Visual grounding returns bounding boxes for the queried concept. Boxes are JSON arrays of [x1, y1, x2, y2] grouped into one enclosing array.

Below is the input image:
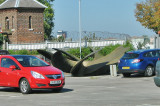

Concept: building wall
[[0, 9, 18, 43], [17, 8, 44, 44], [0, 8, 44, 44]]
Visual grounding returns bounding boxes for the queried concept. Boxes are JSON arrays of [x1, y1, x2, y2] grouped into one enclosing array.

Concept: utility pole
[[79, 0, 82, 59]]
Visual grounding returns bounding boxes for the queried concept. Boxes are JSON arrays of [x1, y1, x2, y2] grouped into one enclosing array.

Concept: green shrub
[[99, 44, 121, 56], [66, 42, 133, 60], [8, 50, 39, 55], [123, 40, 135, 51], [67, 47, 93, 59]]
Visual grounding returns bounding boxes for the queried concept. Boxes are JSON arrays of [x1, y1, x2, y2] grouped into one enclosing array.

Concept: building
[[57, 30, 67, 39], [0, 0, 47, 44], [131, 36, 154, 50]]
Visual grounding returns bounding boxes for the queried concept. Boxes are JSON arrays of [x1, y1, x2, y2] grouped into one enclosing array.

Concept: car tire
[[19, 78, 32, 94], [122, 73, 131, 77], [52, 87, 63, 93], [144, 66, 153, 77]]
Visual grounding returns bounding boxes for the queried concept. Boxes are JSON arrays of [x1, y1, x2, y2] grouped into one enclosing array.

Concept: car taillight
[[132, 59, 143, 63]]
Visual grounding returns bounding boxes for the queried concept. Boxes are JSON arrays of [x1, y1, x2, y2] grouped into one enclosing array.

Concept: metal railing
[[7, 40, 125, 50]]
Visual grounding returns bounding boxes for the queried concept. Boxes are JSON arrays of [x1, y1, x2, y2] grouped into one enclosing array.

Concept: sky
[[53, 0, 156, 36]]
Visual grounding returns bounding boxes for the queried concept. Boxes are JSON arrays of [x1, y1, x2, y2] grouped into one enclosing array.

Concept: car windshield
[[122, 53, 139, 59], [13, 55, 50, 67]]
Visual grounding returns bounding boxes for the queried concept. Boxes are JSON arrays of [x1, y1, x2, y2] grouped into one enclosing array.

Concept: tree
[[0, 0, 5, 4], [0, 0, 54, 39], [0, 34, 3, 48], [123, 40, 135, 51], [137, 42, 143, 50], [57, 36, 65, 42], [142, 35, 150, 46], [37, 0, 54, 39], [135, 0, 160, 33]]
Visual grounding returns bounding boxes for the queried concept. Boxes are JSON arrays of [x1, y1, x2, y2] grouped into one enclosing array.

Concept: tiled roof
[[0, 0, 47, 9]]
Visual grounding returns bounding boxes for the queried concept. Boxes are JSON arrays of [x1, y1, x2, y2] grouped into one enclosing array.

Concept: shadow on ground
[[0, 87, 73, 94], [32, 88, 73, 94], [122, 73, 155, 78], [0, 87, 20, 93]]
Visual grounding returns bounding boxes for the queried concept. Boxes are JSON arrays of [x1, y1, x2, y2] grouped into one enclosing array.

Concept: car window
[[122, 53, 139, 59], [143, 51, 158, 57], [13, 56, 49, 67], [1, 58, 19, 68], [151, 51, 158, 57], [157, 50, 160, 56]]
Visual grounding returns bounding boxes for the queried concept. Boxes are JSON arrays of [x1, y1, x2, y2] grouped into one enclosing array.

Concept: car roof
[[0, 55, 34, 58], [127, 49, 160, 54], [10, 55, 33, 57]]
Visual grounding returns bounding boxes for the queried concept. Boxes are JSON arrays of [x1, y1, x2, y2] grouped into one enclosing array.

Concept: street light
[[79, 0, 82, 59]]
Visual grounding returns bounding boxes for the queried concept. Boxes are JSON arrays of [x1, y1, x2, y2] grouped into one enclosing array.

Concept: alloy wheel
[[145, 66, 153, 77], [20, 78, 32, 94]]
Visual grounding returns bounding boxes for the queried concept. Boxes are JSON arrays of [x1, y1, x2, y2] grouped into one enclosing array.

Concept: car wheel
[[52, 87, 63, 93], [145, 66, 153, 77], [19, 78, 32, 94], [122, 73, 131, 77]]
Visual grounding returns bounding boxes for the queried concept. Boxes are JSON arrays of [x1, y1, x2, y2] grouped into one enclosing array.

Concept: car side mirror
[[9, 65, 16, 70]]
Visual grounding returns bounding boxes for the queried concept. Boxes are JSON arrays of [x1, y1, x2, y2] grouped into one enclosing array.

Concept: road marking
[[137, 104, 160, 106], [0, 95, 22, 98], [106, 87, 116, 89]]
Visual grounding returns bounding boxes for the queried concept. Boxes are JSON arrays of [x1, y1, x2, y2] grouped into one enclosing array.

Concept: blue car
[[118, 49, 160, 77]]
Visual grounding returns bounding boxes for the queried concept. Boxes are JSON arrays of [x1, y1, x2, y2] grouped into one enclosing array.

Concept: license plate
[[122, 67, 130, 69], [50, 80, 61, 84]]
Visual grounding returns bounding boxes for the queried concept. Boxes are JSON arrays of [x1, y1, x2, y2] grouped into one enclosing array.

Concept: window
[[5, 17, 9, 30], [12, 16, 14, 29], [1, 58, 19, 68], [122, 53, 139, 59], [157, 50, 160, 56], [143, 52, 152, 57], [143, 51, 158, 57], [13, 55, 49, 67], [29, 16, 32, 29], [151, 51, 158, 57]]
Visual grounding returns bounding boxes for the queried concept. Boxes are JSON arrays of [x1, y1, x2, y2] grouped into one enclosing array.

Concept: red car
[[0, 55, 65, 94]]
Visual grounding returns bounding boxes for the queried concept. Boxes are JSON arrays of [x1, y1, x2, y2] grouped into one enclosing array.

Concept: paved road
[[0, 74, 160, 106]]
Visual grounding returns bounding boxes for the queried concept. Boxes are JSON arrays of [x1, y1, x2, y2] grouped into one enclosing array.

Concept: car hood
[[25, 66, 62, 75]]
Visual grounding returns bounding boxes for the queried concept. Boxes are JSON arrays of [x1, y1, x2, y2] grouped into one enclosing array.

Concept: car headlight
[[31, 71, 45, 79], [61, 70, 65, 78]]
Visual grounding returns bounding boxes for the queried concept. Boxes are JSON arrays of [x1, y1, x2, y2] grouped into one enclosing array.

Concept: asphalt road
[[0, 74, 160, 106]]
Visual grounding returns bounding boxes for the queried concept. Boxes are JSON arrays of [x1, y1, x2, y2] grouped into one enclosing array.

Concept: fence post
[[6, 42, 8, 50], [45, 40, 48, 49], [110, 65, 117, 77], [85, 39, 87, 47]]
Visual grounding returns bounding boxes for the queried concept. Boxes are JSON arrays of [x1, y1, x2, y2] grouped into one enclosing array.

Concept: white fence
[[7, 40, 125, 50]]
